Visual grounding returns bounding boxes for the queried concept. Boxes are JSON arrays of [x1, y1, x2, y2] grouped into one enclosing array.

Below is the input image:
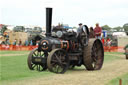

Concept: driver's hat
[[79, 23, 82, 25]]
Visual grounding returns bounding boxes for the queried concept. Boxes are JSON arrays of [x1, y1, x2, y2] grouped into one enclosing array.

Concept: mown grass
[[0, 51, 125, 84], [106, 73, 128, 85], [105, 52, 128, 85], [105, 52, 124, 55], [104, 52, 124, 63], [0, 51, 54, 83], [0, 54, 1, 81], [0, 51, 29, 55]]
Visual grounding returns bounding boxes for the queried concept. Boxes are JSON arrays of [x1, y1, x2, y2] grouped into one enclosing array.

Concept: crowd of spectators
[[0, 38, 39, 50]]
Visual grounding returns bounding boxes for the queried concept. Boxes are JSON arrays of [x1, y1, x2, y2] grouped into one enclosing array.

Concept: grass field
[[105, 52, 128, 85], [0, 51, 128, 85], [0, 51, 54, 82], [107, 73, 128, 85]]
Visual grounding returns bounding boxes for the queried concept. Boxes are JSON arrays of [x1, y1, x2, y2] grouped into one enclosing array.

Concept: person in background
[[5, 39, 10, 50], [30, 40, 33, 46], [94, 23, 102, 40], [25, 40, 29, 46], [89, 27, 95, 38], [101, 36, 105, 46], [13, 39, 17, 45], [13, 39, 17, 50], [36, 41, 39, 46], [19, 39, 22, 46], [18, 39, 22, 50], [106, 37, 112, 52], [5, 39, 10, 45]]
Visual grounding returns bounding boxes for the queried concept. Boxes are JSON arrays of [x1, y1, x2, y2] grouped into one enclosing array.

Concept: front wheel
[[27, 48, 47, 71]]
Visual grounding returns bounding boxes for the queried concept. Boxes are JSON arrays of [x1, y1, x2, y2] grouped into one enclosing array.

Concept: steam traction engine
[[27, 8, 104, 73]]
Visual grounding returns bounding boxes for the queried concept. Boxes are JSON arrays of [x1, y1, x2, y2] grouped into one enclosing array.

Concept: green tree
[[113, 26, 123, 31], [101, 25, 112, 31], [123, 23, 128, 32], [13, 26, 25, 32], [123, 23, 128, 35], [1, 25, 7, 35]]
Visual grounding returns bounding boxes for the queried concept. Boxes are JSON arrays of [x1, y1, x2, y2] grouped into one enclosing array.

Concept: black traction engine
[[27, 8, 104, 74]]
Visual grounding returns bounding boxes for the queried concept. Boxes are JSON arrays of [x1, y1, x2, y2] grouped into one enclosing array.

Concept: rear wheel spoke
[[47, 49, 69, 74]]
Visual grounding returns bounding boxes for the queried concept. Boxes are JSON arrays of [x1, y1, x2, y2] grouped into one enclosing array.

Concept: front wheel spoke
[[39, 52, 41, 57], [37, 65, 39, 70], [41, 54, 45, 57], [33, 52, 37, 57], [36, 65, 38, 70], [39, 65, 41, 71], [37, 65, 40, 71], [32, 64, 36, 69], [37, 52, 39, 57]]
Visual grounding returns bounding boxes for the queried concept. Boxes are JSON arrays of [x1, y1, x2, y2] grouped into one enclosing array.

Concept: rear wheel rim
[[91, 40, 104, 70], [84, 39, 104, 70], [126, 55, 128, 59]]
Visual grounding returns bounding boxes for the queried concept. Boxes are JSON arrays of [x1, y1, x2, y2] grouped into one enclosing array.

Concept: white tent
[[113, 32, 127, 37]]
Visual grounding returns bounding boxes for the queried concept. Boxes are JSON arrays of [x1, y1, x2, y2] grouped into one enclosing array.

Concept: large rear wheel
[[83, 39, 104, 70], [126, 55, 128, 59]]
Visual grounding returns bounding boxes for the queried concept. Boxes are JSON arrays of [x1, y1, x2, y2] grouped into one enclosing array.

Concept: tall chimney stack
[[46, 8, 52, 37]]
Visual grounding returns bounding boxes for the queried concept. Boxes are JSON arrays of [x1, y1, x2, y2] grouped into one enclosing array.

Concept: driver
[[77, 23, 88, 46], [77, 23, 83, 36], [77, 23, 87, 36]]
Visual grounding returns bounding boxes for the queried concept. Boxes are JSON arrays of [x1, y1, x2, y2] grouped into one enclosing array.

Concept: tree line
[[102, 23, 128, 32]]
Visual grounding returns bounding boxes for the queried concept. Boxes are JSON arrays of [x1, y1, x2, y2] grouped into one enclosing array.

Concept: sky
[[0, 0, 128, 28]]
